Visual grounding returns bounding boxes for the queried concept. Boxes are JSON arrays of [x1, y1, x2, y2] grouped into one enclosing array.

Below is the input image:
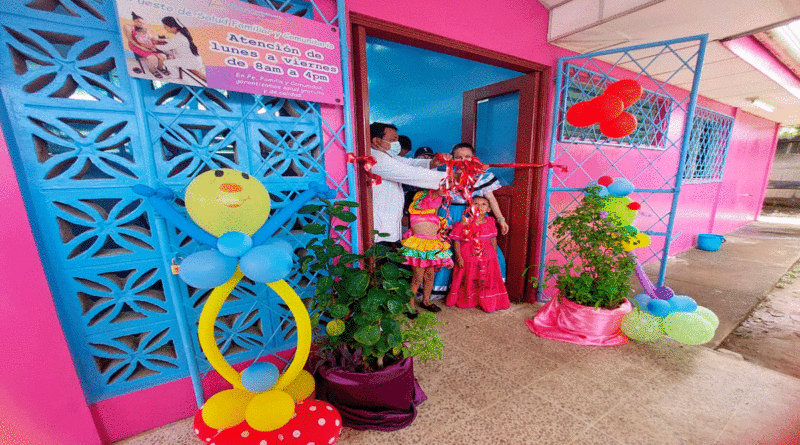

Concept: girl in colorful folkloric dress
[[446, 196, 510, 312], [399, 189, 453, 314]]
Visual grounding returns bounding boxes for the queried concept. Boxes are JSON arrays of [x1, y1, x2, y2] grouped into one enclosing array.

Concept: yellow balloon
[[244, 390, 295, 431], [269, 280, 311, 391], [198, 269, 246, 389], [202, 388, 255, 429], [282, 370, 315, 403], [622, 232, 651, 251], [185, 168, 270, 237]]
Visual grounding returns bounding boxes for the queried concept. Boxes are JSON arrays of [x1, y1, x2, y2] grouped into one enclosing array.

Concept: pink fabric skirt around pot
[[526, 295, 632, 346]]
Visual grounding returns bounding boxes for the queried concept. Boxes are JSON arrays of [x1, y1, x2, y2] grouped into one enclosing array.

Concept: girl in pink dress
[[446, 196, 510, 312], [399, 189, 453, 314]]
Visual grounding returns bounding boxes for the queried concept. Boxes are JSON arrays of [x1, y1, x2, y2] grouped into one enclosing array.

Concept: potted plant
[[526, 186, 636, 346], [297, 199, 443, 431]]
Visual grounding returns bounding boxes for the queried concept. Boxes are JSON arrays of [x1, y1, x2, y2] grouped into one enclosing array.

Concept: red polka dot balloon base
[[194, 399, 342, 445]]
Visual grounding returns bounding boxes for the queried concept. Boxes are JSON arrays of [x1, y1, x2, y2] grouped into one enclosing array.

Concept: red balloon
[[598, 176, 613, 187], [565, 101, 598, 127], [604, 79, 643, 108], [591, 94, 624, 123], [600, 112, 638, 139]]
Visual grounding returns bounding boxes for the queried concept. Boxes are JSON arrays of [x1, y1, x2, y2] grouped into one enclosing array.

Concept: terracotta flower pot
[[313, 357, 426, 431], [526, 296, 632, 346]]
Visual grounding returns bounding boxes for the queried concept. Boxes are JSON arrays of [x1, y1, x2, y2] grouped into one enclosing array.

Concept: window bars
[[682, 107, 734, 184], [559, 64, 673, 150]]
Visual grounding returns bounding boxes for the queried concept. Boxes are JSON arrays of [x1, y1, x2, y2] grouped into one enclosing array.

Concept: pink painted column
[[0, 127, 101, 444]]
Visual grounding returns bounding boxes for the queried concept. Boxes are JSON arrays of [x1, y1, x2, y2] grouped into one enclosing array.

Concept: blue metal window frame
[[558, 64, 673, 150], [682, 106, 734, 184]]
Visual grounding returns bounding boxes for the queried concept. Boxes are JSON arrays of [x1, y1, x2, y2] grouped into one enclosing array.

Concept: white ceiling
[[538, 0, 800, 125]]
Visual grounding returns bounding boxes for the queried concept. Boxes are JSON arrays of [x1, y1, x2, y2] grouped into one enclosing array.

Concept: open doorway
[[350, 14, 551, 302]]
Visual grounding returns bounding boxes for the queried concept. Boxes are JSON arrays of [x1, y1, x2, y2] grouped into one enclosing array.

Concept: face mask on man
[[384, 140, 402, 157]]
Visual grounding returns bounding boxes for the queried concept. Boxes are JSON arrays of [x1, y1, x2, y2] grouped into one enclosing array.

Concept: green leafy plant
[[544, 187, 636, 309], [298, 200, 443, 372]]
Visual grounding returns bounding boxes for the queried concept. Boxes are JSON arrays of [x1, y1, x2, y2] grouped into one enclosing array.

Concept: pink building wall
[[0, 0, 782, 442], [0, 127, 101, 445]]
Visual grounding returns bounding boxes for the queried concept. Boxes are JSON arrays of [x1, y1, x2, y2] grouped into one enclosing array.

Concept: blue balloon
[[251, 183, 334, 246], [241, 362, 280, 393], [239, 243, 293, 283], [264, 237, 293, 255], [646, 298, 673, 317], [584, 180, 609, 197], [217, 231, 253, 257], [178, 249, 238, 288], [133, 185, 217, 247], [607, 178, 634, 197], [632, 293, 652, 310], [668, 295, 698, 313]]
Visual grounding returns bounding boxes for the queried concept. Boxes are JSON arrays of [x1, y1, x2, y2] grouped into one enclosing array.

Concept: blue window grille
[[0, 0, 356, 405], [559, 64, 672, 150], [682, 107, 733, 183]]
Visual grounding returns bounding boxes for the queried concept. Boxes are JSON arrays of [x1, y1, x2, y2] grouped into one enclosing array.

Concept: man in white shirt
[[369, 122, 450, 243]]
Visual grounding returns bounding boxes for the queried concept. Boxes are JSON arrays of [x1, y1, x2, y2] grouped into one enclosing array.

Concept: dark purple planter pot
[[313, 357, 427, 431]]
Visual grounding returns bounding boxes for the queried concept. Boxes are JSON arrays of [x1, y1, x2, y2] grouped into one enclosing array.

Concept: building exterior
[[0, 0, 785, 443]]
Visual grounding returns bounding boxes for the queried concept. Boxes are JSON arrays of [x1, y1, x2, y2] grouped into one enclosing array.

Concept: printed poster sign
[[115, 0, 343, 105]]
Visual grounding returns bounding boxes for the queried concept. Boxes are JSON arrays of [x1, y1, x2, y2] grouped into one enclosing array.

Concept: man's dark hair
[[369, 122, 397, 140], [398, 135, 412, 154]]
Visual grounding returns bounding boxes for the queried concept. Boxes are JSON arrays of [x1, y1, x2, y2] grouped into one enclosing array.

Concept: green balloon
[[663, 312, 714, 345], [603, 197, 637, 226], [620, 309, 664, 342], [693, 306, 719, 330]]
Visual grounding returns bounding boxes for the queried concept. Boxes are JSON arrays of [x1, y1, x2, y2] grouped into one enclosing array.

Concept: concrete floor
[[115, 220, 800, 445]]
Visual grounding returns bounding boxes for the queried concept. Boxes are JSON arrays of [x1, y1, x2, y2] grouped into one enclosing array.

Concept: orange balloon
[[600, 112, 638, 138], [591, 94, 624, 123], [605, 79, 643, 108]]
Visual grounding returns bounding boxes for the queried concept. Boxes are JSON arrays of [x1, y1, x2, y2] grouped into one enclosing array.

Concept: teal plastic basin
[[697, 233, 724, 251]]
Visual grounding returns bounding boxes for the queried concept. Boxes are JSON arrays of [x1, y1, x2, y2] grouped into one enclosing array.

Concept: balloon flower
[[590, 172, 722, 345], [565, 79, 643, 139], [585, 175, 649, 253], [135, 170, 342, 444]]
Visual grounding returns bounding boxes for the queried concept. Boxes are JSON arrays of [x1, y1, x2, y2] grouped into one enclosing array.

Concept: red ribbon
[[346, 153, 381, 185], [487, 162, 569, 173], [433, 154, 568, 261]]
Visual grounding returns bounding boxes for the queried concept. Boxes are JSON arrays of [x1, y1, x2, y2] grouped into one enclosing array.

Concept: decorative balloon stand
[[135, 169, 343, 444], [624, 259, 719, 345], [531, 175, 719, 347]]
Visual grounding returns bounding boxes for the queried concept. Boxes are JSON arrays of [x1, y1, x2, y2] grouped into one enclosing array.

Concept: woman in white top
[[159, 16, 207, 82]]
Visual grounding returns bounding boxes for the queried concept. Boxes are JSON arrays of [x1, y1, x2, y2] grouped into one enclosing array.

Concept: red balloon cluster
[[565, 79, 643, 139]]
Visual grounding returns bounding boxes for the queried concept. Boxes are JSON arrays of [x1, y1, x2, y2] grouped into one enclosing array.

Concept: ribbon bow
[[346, 153, 381, 185]]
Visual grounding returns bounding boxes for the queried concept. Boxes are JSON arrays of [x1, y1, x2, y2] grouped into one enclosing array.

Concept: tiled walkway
[[116, 219, 800, 445], [116, 302, 800, 445]]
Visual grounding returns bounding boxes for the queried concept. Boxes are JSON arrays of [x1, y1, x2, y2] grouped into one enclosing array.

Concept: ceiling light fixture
[[747, 98, 776, 112]]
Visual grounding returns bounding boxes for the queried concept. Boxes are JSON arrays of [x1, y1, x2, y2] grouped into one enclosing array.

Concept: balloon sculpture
[[566, 79, 643, 139], [135, 169, 342, 444], [588, 176, 721, 345]]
